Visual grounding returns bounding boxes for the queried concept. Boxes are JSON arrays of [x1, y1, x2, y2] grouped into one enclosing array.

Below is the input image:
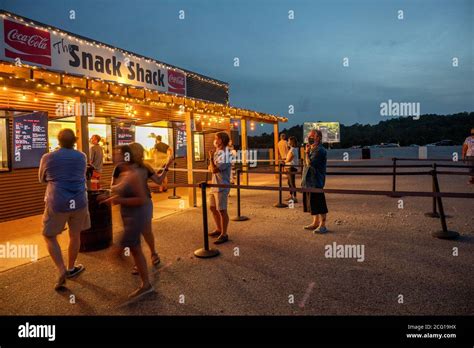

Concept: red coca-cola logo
[[168, 70, 185, 94], [4, 19, 51, 66]]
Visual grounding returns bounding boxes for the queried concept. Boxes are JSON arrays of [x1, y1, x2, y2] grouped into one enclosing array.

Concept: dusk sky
[[1, 0, 472, 132]]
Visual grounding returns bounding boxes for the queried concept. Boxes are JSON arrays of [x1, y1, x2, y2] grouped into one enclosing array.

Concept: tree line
[[248, 112, 474, 149]]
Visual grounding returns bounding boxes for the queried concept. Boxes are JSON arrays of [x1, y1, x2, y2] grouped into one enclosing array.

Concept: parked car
[[379, 143, 400, 148], [409, 144, 419, 147]]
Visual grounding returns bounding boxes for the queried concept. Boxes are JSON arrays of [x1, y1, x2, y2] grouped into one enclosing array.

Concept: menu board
[[116, 123, 135, 145], [175, 123, 187, 158], [13, 112, 48, 169]]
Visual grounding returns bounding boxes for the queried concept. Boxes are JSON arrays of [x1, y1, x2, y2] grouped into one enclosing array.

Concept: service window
[[135, 126, 173, 168], [88, 123, 112, 163], [194, 133, 205, 161], [0, 117, 9, 171], [49, 120, 75, 151]]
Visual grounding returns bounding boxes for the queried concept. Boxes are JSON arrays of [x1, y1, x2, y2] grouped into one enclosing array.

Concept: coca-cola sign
[[4, 19, 51, 65], [168, 70, 186, 94]]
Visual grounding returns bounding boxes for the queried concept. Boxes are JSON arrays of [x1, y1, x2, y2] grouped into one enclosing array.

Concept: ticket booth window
[[194, 133, 205, 161], [0, 117, 9, 171]]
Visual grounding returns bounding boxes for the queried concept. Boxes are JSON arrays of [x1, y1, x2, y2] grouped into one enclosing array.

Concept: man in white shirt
[[462, 127, 474, 184], [277, 133, 289, 162]]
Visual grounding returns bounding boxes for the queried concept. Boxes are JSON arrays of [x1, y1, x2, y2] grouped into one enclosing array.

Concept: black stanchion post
[[168, 162, 181, 199], [431, 169, 459, 240], [425, 163, 440, 218], [231, 169, 249, 221], [194, 182, 220, 258], [391, 157, 401, 198], [274, 162, 288, 208]]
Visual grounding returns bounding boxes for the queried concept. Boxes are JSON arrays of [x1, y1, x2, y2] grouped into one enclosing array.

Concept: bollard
[[274, 162, 288, 208], [431, 169, 459, 240], [194, 182, 220, 258], [231, 169, 249, 221], [168, 162, 181, 199]]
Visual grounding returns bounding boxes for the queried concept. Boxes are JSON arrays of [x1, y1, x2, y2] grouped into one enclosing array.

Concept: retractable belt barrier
[[163, 167, 473, 258]]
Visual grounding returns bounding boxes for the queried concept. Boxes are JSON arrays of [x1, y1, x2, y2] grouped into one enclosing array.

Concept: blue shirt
[[302, 145, 327, 189], [39, 148, 88, 212]]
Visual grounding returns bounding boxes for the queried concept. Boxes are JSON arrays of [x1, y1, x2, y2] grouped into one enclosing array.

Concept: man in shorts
[[208, 132, 232, 244], [39, 128, 90, 290]]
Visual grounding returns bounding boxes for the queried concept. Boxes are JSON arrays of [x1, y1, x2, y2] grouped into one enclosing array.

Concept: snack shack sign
[[0, 15, 186, 95]]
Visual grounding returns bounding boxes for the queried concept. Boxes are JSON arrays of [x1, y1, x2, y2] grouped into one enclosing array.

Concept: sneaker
[[128, 285, 155, 300], [313, 226, 328, 234], [66, 264, 85, 278]]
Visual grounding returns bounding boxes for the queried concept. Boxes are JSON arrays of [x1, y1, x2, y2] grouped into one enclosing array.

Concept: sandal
[[54, 273, 67, 291], [214, 234, 229, 244], [303, 224, 318, 230], [208, 230, 221, 237], [151, 253, 161, 266]]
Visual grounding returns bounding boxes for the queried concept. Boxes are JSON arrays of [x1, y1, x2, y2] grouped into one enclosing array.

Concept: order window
[[194, 133, 205, 161]]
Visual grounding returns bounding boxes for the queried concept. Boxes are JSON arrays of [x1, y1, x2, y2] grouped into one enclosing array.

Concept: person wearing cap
[[462, 127, 474, 184]]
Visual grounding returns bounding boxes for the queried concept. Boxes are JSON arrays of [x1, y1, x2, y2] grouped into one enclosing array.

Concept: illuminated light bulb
[[146, 112, 150, 116], [22, 93, 26, 99], [99, 108, 104, 112], [2, 86, 7, 91]]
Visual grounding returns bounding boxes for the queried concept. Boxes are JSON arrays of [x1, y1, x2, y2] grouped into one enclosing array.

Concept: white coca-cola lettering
[[169, 75, 184, 85], [7, 29, 49, 50]]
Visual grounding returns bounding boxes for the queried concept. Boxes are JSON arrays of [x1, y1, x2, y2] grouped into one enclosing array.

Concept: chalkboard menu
[[116, 123, 135, 145], [175, 123, 187, 158], [13, 112, 48, 169]]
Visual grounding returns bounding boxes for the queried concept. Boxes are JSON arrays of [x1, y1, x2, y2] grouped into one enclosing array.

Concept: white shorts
[[209, 191, 229, 211]]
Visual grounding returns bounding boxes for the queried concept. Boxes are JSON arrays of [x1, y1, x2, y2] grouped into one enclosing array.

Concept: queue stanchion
[[431, 169, 459, 240], [425, 163, 440, 218], [194, 181, 220, 258], [274, 162, 288, 208], [390, 157, 401, 198], [231, 169, 249, 221], [168, 162, 181, 199]]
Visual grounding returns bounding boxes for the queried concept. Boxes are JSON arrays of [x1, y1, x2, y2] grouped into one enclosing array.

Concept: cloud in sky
[[2, 0, 472, 129]]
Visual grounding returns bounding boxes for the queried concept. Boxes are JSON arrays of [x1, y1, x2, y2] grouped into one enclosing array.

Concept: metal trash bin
[[362, 147, 371, 159], [80, 189, 112, 252]]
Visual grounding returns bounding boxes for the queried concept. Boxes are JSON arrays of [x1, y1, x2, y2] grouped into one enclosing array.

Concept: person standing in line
[[285, 136, 300, 203], [104, 145, 154, 299], [301, 129, 329, 234], [153, 135, 173, 192], [462, 127, 474, 184], [111, 142, 171, 274], [89, 134, 104, 190], [277, 133, 289, 162], [39, 129, 90, 290], [208, 132, 232, 244]]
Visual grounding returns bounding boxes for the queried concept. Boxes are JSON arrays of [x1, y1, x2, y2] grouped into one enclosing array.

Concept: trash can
[[362, 147, 371, 159], [80, 189, 113, 252]]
